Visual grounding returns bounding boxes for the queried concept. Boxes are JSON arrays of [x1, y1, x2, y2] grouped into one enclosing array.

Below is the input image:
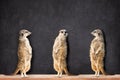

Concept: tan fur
[[52, 29, 69, 77], [90, 29, 107, 76], [13, 29, 32, 77]]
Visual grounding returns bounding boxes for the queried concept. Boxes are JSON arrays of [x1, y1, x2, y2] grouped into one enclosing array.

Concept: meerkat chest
[[19, 38, 32, 51], [60, 41, 67, 48], [91, 39, 101, 49], [24, 38, 31, 47], [54, 37, 67, 48]]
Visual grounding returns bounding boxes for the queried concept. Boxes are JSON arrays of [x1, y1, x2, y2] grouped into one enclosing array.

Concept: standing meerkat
[[90, 29, 107, 76], [13, 29, 32, 77], [52, 29, 70, 77]]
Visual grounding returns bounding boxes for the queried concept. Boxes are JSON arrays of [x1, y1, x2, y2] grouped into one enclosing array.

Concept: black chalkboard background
[[0, 0, 120, 75]]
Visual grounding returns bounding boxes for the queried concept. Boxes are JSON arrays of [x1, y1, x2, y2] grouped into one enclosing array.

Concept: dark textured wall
[[0, 0, 120, 75]]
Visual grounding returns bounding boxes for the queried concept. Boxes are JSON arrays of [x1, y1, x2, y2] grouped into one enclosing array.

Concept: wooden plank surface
[[0, 74, 120, 80]]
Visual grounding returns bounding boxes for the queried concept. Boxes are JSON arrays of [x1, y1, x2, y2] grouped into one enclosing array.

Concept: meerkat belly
[[91, 41, 104, 61], [58, 46, 67, 57], [18, 42, 31, 63], [90, 41, 99, 58], [53, 46, 67, 63]]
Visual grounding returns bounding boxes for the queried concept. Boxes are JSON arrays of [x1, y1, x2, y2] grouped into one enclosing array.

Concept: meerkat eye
[[20, 33, 24, 36], [61, 31, 63, 33]]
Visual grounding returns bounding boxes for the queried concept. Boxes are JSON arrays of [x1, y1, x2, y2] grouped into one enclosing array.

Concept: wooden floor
[[0, 74, 120, 80]]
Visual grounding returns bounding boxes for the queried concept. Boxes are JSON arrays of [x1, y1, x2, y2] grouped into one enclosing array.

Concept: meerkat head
[[19, 29, 31, 37], [91, 29, 103, 37], [59, 29, 68, 38]]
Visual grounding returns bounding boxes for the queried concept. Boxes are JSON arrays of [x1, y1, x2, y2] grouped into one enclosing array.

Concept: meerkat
[[52, 29, 70, 77], [90, 29, 107, 76], [13, 29, 32, 77]]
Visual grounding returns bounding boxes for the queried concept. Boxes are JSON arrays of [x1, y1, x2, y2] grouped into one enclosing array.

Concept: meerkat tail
[[13, 68, 19, 75], [100, 67, 107, 75], [102, 71, 107, 75], [63, 67, 70, 75]]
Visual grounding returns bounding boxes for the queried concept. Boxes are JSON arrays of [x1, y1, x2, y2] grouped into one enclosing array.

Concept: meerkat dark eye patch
[[61, 31, 63, 33], [98, 33, 101, 36], [20, 33, 24, 36]]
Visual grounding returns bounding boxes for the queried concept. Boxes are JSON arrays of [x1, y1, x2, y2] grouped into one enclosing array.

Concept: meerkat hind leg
[[21, 72, 24, 77], [95, 63, 100, 77], [97, 71, 100, 77], [57, 71, 62, 78], [57, 72, 60, 77], [95, 71, 100, 77], [59, 72, 62, 77], [24, 72, 28, 77], [95, 71, 97, 76]]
